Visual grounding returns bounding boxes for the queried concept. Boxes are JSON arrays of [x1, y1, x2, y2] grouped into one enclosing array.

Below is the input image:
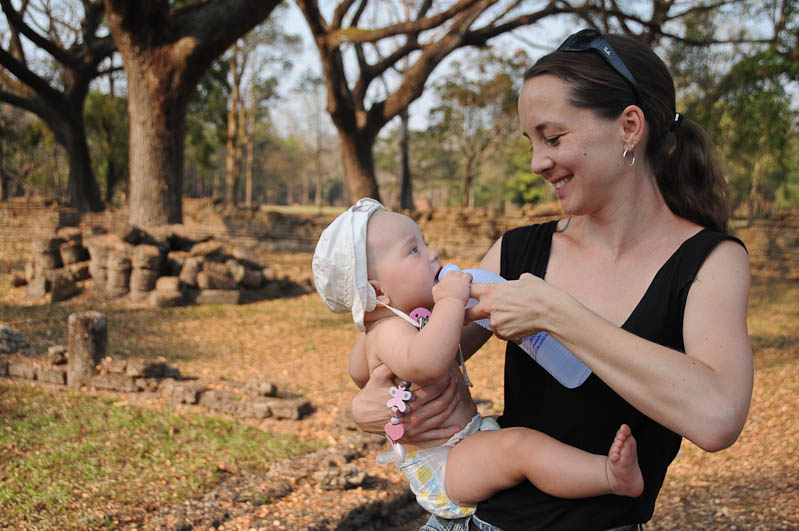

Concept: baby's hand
[[433, 270, 472, 305]]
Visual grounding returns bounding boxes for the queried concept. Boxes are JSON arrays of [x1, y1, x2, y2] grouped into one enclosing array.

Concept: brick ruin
[[0, 312, 311, 422], [13, 223, 307, 306]]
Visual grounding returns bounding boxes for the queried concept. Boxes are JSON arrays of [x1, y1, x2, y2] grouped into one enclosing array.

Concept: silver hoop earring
[[622, 144, 636, 167]]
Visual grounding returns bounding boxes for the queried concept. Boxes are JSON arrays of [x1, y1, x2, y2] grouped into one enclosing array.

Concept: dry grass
[[0, 235, 797, 528]]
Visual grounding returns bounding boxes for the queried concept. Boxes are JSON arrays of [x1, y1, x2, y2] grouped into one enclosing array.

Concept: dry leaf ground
[[1, 213, 797, 529]]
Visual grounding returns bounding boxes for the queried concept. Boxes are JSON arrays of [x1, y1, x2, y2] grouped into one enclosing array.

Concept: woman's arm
[[468, 241, 753, 452]]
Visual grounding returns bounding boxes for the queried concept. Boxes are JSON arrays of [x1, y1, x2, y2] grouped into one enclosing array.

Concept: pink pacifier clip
[[376, 307, 430, 468]]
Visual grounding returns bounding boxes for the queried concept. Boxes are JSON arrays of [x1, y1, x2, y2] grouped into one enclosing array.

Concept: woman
[[351, 29, 753, 530]]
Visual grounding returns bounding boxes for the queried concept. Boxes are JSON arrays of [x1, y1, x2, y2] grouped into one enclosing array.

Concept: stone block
[[263, 397, 312, 420], [99, 357, 128, 374], [155, 276, 180, 292], [32, 237, 63, 255], [25, 276, 50, 300], [59, 242, 88, 265], [165, 251, 188, 276], [25, 261, 36, 282], [37, 367, 66, 385], [49, 273, 79, 303], [262, 267, 278, 282], [107, 249, 131, 271], [188, 240, 224, 258], [56, 226, 82, 243], [246, 379, 277, 397], [130, 268, 158, 292], [10, 272, 26, 287], [239, 400, 272, 420], [132, 244, 163, 270], [150, 290, 184, 308], [68, 261, 91, 281], [199, 389, 240, 414], [88, 262, 107, 281], [135, 378, 160, 392], [33, 251, 61, 271], [195, 289, 240, 305], [226, 259, 246, 281], [129, 289, 150, 302], [92, 373, 138, 392], [196, 271, 237, 290], [67, 311, 106, 389], [47, 345, 68, 365], [116, 224, 147, 245], [125, 358, 177, 378], [8, 361, 37, 380], [179, 257, 201, 287], [162, 380, 207, 404], [85, 235, 115, 262], [1, 325, 30, 353], [203, 260, 231, 277], [105, 267, 130, 298]]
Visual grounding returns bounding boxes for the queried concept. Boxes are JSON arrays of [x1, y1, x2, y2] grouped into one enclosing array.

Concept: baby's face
[[367, 211, 442, 312]]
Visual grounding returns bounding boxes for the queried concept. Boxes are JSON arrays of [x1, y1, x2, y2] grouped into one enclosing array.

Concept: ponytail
[[651, 119, 732, 234]]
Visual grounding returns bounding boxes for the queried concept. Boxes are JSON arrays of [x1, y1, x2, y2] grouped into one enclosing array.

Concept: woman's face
[[517, 74, 627, 215]]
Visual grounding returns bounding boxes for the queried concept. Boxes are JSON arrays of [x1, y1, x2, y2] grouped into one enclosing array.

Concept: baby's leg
[[445, 424, 643, 506]]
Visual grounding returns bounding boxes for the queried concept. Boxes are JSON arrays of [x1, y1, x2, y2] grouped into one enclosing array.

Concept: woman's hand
[[350, 364, 463, 442], [466, 273, 561, 342]]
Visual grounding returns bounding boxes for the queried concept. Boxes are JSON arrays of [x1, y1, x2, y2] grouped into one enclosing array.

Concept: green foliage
[[665, 6, 799, 213], [0, 108, 68, 198], [84, 91, 130, 202], [425, 50, 528, 207]]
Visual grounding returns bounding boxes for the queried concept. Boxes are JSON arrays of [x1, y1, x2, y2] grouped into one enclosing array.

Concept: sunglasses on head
[[557, 29, 640, 103]]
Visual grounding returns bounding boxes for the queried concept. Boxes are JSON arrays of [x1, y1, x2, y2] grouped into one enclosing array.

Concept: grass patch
[[0, 382, 322, 529]]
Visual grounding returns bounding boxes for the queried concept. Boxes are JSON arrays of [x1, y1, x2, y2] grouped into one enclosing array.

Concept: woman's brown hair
[[524, 34, 731, 233]]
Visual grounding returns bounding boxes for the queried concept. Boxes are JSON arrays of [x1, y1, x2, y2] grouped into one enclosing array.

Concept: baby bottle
[[439, 263, 592, 388]]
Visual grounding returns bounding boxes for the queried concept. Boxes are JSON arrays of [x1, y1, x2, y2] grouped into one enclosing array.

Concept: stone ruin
[[14, 224, 300, 306], [0, 312, 312, 422]]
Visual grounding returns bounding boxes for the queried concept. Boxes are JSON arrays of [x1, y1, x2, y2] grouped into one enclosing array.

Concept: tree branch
[[0, 47, 64, 104], [328, 0, 484, 46], [0, 0, 77, 69]]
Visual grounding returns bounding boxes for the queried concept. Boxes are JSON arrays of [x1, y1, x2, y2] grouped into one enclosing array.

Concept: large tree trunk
[[339, 128, 380, 203], [63, 120, 103, 212], [103, 0, 282, 226], [126, 68, 186, 226]]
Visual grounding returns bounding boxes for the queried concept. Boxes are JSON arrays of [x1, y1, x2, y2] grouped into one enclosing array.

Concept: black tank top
[[474, 221, 745, 530]]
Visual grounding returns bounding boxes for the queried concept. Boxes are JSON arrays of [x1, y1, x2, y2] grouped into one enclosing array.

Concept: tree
[[103, 0, 283, 226], [427, 50, 524, 207], [0, 0, 115, 211], [222, 14, 299, 207], [297, 0, 792, 205], [85, 85, 129, 204], [665, 1, 798, 218]]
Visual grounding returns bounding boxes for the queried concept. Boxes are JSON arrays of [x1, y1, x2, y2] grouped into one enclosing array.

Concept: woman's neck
[[571, 175, 687, 259]]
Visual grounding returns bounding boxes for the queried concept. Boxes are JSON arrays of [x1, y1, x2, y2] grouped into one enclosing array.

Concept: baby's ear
[[370, 280, 391, 305]]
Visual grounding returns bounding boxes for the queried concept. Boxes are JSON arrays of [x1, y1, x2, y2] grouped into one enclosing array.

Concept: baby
[[312, 198, 643, 518]]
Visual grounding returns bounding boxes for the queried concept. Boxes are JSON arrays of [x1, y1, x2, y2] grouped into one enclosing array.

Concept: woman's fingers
[[402, 375, 462, 442], [350, 364, 395, 434]]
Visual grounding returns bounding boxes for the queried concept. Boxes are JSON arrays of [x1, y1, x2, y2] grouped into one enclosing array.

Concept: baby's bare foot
[[606, 424, 644, 498]]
